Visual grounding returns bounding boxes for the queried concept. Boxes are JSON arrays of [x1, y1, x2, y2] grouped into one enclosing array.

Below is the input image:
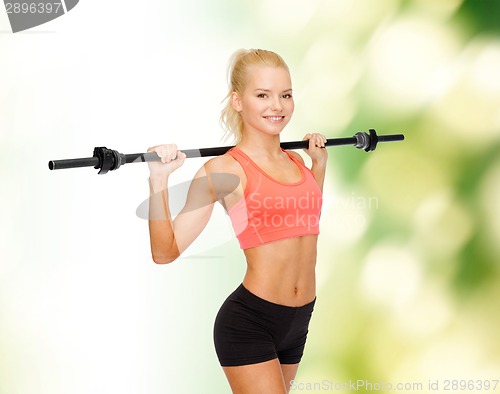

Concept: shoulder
[[202, 152, 245, 196], [203, 152, 241, 175], [286, 150, 305, 165]]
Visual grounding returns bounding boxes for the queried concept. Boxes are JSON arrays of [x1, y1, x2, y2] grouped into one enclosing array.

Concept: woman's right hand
[[147, 144, 187, 176]]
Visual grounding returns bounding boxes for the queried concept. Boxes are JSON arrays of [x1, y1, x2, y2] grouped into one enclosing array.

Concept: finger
[[316, 134, 326, 148], [171, 144, 179, 161], [176, 152, 186, 167], [161, 144, 178, 163], [319, 134, 325, 148], [162, 146, 173, 163], [154, 146, 167, 163], [313, 134, 320, 147], [309, 136, 316, 150], [317, 134, 326, 147], [311, 133, 322, 148], [147, 145, 162, 154]]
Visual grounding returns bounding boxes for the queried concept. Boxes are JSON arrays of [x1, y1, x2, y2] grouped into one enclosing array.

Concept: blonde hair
[[220, 49, 290, 144]]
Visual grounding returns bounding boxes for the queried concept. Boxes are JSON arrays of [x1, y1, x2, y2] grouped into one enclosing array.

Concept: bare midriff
[[242, 234, 318, 307]]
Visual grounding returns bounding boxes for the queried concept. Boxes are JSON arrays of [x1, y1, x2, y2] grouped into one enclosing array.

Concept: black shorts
[[213, 284, 316, 367]]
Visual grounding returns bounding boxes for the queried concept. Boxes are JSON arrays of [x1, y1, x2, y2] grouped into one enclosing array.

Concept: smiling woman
[[146, 48, 328, 393]]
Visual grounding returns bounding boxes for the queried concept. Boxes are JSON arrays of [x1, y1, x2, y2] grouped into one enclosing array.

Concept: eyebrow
[[253, 88, 293, 93]]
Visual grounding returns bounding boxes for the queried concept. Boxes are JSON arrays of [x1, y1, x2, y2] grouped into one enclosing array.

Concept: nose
[[271, 97, 283, 112]]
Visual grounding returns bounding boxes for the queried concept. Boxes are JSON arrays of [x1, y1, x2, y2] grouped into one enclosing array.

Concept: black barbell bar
[[48, 129, 404, 175]]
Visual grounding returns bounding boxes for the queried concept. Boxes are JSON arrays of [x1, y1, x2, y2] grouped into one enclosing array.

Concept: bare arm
[[311, 159, 327, 192], [147, 144, 216, 264], [148, 174, 179, 263], [291, 133, 329, 192]]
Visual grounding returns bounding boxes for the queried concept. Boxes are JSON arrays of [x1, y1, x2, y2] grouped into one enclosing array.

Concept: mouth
[[263, 116, 285, 123]]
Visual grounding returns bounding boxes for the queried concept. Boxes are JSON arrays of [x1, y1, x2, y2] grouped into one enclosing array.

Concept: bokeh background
[[1, 0, 499, 393]]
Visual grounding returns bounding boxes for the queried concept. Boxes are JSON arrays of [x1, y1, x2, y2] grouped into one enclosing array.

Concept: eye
[[282, 94, 293, 99], [257, 93, 268, 98]]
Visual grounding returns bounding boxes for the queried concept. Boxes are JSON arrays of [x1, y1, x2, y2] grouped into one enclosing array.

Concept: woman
[[147, 49, 328, 393]]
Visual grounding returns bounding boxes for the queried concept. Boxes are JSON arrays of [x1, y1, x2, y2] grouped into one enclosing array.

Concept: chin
[[263, 127, 286, 138], [262, 123, 289, 135]]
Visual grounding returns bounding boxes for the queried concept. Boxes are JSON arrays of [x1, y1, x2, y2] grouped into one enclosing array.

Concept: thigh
[[213, 286, 278, 366], [223, 358, 287, 394], [281, 363, 300, 392]]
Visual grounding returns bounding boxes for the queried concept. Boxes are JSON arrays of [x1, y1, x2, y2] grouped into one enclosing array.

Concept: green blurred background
[[0, 0, 499, 393]]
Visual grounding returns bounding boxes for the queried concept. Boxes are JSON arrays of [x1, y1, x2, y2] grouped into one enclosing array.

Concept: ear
[[231, 92, 242, 112]]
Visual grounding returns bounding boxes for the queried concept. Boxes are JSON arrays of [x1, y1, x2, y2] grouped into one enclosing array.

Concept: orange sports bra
[[226, 147, 323, 249]]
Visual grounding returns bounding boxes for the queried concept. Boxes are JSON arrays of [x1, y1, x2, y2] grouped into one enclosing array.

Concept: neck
[[238, 130, 282, 158]]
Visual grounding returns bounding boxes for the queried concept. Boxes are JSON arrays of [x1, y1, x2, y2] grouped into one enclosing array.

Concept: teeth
[[265, 116, 283, 121]]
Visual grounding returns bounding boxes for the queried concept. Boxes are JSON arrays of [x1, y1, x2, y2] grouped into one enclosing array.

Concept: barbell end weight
[[366, 128, 379, 152]]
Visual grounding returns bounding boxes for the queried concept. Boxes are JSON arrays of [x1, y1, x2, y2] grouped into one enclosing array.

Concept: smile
[[263, 116, 285, 123]]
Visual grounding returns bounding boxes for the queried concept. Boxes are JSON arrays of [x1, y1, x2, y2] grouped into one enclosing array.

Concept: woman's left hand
[[303, 133, 328, 163]]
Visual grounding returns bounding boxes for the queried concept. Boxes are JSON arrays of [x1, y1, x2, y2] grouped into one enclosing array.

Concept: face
[[231, 65, 294, 138]]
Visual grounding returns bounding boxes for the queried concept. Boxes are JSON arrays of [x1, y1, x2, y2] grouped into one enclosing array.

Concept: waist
[[242, 236, 317, 306], [242, 279, 316, 308], [234, 283, 316, 312]]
